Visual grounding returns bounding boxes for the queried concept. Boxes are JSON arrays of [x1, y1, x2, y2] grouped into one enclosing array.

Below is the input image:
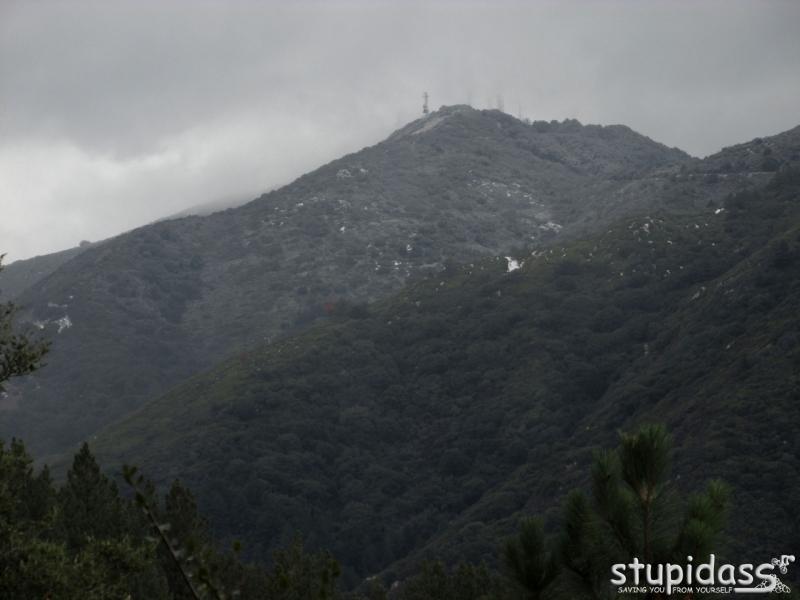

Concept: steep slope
[[3, 105, 727, 456], [0, 243, 92, 301], [91, 170, 800, 585]]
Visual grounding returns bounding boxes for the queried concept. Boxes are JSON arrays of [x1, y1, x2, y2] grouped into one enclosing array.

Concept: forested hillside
[[5, 1, 800, 596], [0, 243, 91, 301], [5, 105, 754, 458], [92, 169, 800, 584], [3, 425, 739, 598]]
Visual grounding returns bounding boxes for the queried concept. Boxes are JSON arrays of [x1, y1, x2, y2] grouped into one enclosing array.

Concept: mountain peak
[[388, 104, 477, 140], [382, 103, 690, 182], [2, 108, 780, 457]]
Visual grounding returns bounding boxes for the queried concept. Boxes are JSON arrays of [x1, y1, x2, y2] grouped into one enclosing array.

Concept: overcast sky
[[1, 0, 799, 262]]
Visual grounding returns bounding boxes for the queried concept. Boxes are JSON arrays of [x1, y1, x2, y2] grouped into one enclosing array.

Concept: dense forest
[[88, 169, 800, 584], [6, 106, 789, 458], [1, 427, 740, 598], [2, 114, 799, 596], [3, 0, 800, 595], [3, 316, 732, 597]]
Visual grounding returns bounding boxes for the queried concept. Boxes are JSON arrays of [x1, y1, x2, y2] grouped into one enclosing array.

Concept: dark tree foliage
[[2, 437, 354, 599], [503, 519, 558, 600], [503, 425, 729, 600], [386, 560, 511, 600], [0, 255, 48, 390], [1, 424, 744, 599], [263, 537, 341, 600], [59, 442, 135, 549], [0, 439, 167, 599], [158, 479, 219, 599], [92, 169, 800, 579]]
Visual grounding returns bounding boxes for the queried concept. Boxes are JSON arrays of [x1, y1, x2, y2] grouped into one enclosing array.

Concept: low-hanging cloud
[[1, 0, 799, 261]]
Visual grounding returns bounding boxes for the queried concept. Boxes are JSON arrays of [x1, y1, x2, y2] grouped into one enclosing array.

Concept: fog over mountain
[[2, 0, 799, 261], [3, 3, 800, 597]]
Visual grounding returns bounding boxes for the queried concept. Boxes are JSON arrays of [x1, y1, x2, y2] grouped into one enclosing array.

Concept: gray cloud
[[2, 0, 799, 261]]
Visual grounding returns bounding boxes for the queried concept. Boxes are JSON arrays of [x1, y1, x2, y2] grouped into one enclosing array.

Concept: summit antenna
[[423, 92, 429, 115]]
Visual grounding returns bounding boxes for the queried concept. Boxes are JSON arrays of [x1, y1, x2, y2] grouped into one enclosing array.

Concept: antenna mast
[[423, 91, 429, 115]]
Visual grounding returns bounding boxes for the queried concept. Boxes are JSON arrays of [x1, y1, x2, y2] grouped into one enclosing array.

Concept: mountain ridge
[[3, 107, 798, 459], [88, 169, 800, 585], [0, 243, 93, 301]]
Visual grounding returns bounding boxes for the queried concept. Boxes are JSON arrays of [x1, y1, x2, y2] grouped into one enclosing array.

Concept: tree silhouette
[[0, 255, 48, 390], [505, 425, 729, 599]]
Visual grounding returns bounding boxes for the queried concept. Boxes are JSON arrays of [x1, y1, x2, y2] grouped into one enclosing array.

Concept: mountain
[[0, 190, 252, 303], [0, 243, 93, 301], [5, 105, 757, 457], [89, 169, 800, 585], [157, 192, 255, 221]]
